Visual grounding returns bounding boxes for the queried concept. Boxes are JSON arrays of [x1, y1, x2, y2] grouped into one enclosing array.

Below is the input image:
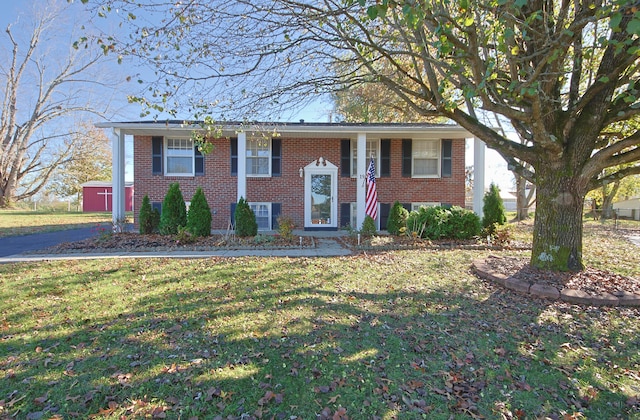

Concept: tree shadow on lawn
[[1, 255, 638, 419]]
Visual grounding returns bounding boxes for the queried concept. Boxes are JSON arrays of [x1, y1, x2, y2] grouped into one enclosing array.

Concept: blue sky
[[0, 0, 512, 190]]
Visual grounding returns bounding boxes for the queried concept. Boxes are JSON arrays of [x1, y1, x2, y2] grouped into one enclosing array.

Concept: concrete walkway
[[0, 230, 353, 264], [627, 234, 640, 247]]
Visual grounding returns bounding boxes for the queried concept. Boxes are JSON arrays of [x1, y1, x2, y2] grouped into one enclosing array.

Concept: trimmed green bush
[[159, 183, 187, 235], [139, 195, 159, 234], [386, 201, 408, 235], [150, 208, 160, 233], [406, 205, 480, 240], [482, 183, 507, 233], [448, 206, 482, 239], [234, 197, 257, 237], [360, 215, 377, 237], [186, 187, 211, 237]]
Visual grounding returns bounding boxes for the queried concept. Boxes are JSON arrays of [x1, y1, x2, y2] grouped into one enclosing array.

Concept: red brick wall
[[133, 136, 466, 229], [133, 136, 237, 229], [374, 138, 466, 206]]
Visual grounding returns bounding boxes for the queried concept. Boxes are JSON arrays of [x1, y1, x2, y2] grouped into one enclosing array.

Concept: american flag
[[365, 156, 378, 220]]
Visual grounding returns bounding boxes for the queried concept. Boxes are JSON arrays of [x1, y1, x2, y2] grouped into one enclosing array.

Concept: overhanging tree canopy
[[87, 0, 640, 271]]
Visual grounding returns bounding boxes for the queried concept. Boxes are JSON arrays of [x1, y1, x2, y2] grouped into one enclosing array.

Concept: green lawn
[[0, 210, 113, 238], [0, 224, 639, 419]]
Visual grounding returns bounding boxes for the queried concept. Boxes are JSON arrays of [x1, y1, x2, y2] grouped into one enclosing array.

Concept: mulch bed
[[482, 255, 640, 297], [336, 235, 529, 250], [38, 232, 315, 254]]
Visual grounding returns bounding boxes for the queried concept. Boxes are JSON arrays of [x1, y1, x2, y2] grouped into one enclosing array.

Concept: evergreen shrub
[[234, 197, 257, 237], [139, 195, 159, 234], [186, 187, 212, 237], [482, 183, 507, 234], [360, 215, 377, 237], [159, 183, 187, 235], [386, 201, 408, 235]]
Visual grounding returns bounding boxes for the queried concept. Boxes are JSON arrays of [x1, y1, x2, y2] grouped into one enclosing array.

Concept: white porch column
[[111, 128, 126, 232], [473, 137, 486, 217], [356, 132, 367, 229], [237, 131, 247, 201]]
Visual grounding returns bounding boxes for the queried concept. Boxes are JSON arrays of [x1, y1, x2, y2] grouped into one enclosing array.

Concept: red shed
[[82, 181, 134, 212]]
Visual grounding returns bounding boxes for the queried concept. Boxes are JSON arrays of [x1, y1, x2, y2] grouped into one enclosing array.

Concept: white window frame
[[246, 138, 271, 177], [351, 139, 380, 177], [411, 202, 441, 212], [165, 138, 195, 176], [249, 202, 271, 230], [412, 139, 440, 178]]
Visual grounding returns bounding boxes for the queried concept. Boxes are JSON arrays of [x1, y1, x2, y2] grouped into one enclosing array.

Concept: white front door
[[304, 160, 338, 229]]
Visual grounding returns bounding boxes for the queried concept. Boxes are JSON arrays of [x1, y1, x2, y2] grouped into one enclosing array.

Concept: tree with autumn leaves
[[48, 123, 112, 206], [83, 0, 640, 271]]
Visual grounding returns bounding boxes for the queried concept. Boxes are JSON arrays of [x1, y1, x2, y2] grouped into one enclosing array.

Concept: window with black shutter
[[272, 138, 281, 177], [380, 139, 391, 177], [340, 203, 351, 228], [441, 139, 452, 178], [230, 137, 238, 176], [340, 140, 351, 177], [401, 139, 412, 177], [195, 147, 204, 176], [379, 203, 390, 230], [230, 203, 237, 225], [271, 203, 281, 229], [152, 136, 163, 175]]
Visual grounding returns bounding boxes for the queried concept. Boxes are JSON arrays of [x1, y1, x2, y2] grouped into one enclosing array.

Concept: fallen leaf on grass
[[89, 401, 119, 418], [150, 405, 167, 418], [494, 347, 507, 357], [33, 393, 48, 405], [327, 394, 340, 404]]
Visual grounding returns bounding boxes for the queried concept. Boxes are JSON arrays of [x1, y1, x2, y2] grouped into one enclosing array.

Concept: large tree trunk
[[0, 178, 16, 208], [515, 174, 529, 221], [601, 180, 620, 220], [531, 169, 585, 272]]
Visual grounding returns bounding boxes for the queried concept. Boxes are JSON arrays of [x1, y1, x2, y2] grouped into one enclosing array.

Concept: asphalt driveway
[[0, 227, 101, 257]]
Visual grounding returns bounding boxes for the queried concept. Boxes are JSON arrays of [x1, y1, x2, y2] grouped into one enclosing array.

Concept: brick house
[[97, 121, 473, 231]]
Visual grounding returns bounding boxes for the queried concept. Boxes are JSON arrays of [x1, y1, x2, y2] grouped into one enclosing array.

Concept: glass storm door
[[304, 161, 338, 229]]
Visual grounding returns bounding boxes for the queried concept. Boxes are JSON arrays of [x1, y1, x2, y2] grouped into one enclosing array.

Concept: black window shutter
[[340, 203, 351, 228], [152, 136, 163, 175], [380, 139, 391, 177], [379, 203, 390, 230], [441, 139, 452, 178], [272, 138, 281, 177], [402, 203, 411, 213], [195, 146, 204, 176], [401, 139, 412, 177], [442, 203, 452, 208], [271, 203, 281, 229], [340, 140, 351, 177], [230, 203, 237, 225], [230, 137, 238, 176]]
